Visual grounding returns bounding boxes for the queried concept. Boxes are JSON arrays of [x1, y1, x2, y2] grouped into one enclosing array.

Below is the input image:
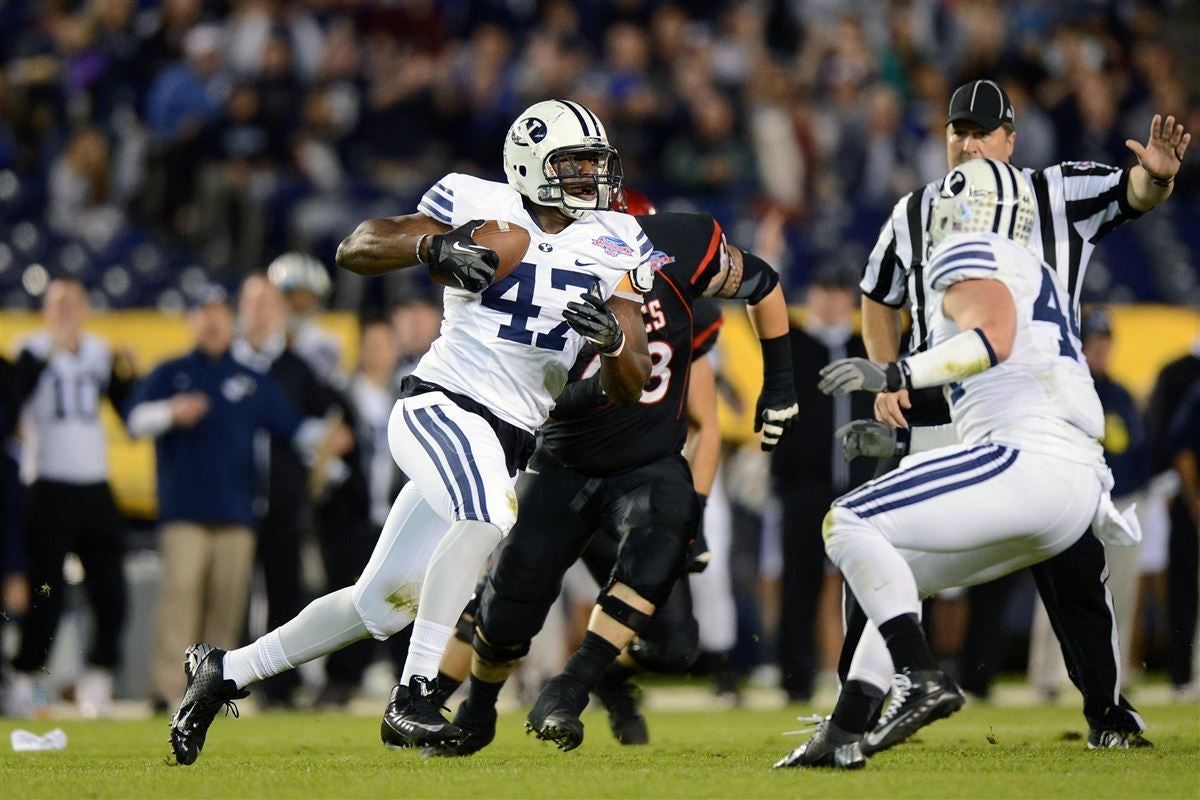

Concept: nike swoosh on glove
[[835, 419, 907, 461], [818, 358, 904, 396], [428, 219, 499, 293], [562, 286, 624, 354]]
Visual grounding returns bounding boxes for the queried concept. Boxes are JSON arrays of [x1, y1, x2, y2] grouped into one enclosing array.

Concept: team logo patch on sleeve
[[591, 236, 634, 257], [648, 250, 676, 271]]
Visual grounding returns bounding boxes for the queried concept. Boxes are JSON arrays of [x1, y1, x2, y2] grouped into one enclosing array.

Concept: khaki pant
[[152, 522, 256, 702]]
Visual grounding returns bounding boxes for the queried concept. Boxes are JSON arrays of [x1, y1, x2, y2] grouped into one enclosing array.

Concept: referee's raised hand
[[1126, 113, 1191, 182]]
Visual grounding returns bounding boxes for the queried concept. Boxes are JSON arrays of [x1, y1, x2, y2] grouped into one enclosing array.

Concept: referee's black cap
[[948, 80, 1015, 131]]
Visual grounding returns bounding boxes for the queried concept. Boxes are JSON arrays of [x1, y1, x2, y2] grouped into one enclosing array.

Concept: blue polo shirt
[[127, 349, 302, 526]]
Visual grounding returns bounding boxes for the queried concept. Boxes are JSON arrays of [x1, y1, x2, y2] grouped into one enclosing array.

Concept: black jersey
[[541, 212, 726, 477]]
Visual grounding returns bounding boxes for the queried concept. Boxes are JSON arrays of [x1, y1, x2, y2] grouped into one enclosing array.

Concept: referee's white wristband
[[900, 328, 997, 389]]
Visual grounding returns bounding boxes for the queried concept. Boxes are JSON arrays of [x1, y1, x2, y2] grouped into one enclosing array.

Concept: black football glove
[[835, 419, 910, 462], [427, 219, 499, 293], [563, 284, 624, 354], [818, 358, 905, 396], [755, 381, 799, 452]]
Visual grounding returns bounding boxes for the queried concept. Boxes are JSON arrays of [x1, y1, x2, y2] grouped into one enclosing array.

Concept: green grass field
[[2, 703, 1198, 799]]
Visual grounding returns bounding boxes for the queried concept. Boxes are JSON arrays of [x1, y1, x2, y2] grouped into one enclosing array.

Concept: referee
[[852, 79, 1190, 748]]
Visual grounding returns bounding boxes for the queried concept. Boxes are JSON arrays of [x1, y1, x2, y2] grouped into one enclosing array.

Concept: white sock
[[824, 507, 921, 625], [223, 587, 370, 689], [223, 631, 292, 690], [402, 620, 456, 683], [400, 519, 502, 683]]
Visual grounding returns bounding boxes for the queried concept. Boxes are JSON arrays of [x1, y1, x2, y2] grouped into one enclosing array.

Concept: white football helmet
[[930, 158, 1035, 251], [267, 252, 331, 298], [503, 99, 622, 219]]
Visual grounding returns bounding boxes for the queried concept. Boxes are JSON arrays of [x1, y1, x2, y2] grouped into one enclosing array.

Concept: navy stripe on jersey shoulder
[[927, 246, 997, 286], [434, 182, 455, 196], [419, 199, 451, 224]]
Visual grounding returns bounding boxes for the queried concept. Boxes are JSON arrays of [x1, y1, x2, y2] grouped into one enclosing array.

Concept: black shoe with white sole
[[380, 676, 464, 749], [593, 678, 649, 745], [861, 669, 964, 756], [168, 643, 249, 766], [774, 716, 866, 769]]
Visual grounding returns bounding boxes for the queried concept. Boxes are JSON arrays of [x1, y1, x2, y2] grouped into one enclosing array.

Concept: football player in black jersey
[[425, 188, 798, 755]]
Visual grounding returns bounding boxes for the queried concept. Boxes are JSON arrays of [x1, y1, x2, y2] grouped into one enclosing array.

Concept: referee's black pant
[[838, 459, 1144, 732], [14, 480, 126, 673]]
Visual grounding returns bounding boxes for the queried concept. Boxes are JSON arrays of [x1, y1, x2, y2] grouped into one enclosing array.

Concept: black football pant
[[837, 459, 1144, 732], [1167, 495, 1198, 687], [579, 519, 700, 674], [14, 480, 126, 673], [776, 484, 836, 701], [476, 450, 698, 657]]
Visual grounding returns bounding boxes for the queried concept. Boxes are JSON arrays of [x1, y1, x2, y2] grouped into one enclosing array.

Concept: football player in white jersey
[[775, 158, 1140, 770], [168, 99, 653, 764]]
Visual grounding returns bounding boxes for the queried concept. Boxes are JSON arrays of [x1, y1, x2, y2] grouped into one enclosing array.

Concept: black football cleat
[[526, 675, 589, 752], [1088, 727, 1154, 749], [593, 677, 649, 745], [421, 697, 497, 758], [381, 676, 465, 749], [168, 643, 249, 766], [861, 668, 964, 756], [773, 716, 866, 770]]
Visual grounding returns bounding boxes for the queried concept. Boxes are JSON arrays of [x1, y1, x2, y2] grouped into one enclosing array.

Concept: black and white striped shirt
[[861, 161, 1143, 353]]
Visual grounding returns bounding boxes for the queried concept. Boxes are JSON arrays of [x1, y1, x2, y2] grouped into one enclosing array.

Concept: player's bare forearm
[[684, 356, 720, 496], [745, 283, 789, 341], [942, 279, 1017, 361], [862, 296, 902, 362], [600, 296, 652, 406], [335, 214, 450, 276]]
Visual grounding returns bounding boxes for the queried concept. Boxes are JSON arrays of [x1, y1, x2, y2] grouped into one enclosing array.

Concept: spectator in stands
[[126, 285, 347, 708], [768, 262, 875, 701], [5, 279, 136, 718], [389, 297, 442, 383], [47, 126, 126, 248]]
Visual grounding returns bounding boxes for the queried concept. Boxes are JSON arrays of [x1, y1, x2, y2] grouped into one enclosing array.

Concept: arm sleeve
[[1056, 162, 1145, 244], [416, 173, 461, 226], [551, 374, 607, 418], [723, 249, 779, 304], [861, 206, 909, 308]]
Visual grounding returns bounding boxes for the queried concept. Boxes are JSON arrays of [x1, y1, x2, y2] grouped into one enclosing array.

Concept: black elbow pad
[[733, 250, 779, 305]]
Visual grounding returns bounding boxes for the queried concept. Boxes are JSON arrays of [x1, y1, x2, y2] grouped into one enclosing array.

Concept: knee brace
[[597, 583, 654, 633], [629, 628, 699, 674], [471, 626, 530, 667], [453, 592, 479, 645]]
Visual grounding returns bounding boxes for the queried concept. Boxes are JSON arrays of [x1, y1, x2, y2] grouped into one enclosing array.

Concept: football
[[429, 219, 531, 287]]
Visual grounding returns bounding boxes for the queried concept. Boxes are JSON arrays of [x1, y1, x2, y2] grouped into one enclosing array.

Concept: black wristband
[[695, 492, 708, 512], [1142, 163, 1175, 187], [885, 362, 906, 392], [894, 426, 911, 457], [759, 333, 793, 388]]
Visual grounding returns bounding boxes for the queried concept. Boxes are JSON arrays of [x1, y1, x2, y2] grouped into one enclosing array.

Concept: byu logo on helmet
[[941, 170, 968, 198], [510, 117, 548, 147]]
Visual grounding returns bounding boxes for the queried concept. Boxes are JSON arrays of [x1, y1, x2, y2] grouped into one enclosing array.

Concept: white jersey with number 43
[[414, 172, 653, 432], [924, 232, 1104, 465]]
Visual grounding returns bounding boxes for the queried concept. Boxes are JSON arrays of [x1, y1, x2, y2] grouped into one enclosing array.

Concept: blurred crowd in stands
[[2, 0, 1198, 312]]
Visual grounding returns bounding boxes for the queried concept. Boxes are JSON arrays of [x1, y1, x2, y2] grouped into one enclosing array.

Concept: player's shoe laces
[[1088, 728, 1154, 749], [593, 678, 649, 745], [861, 668, 964, 756], [168, 643, 249, 766], [422, 697, 497, 758], [526, 674, 589, 752], [773, 715, 866, 769], [380, 676, 465, 749]]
